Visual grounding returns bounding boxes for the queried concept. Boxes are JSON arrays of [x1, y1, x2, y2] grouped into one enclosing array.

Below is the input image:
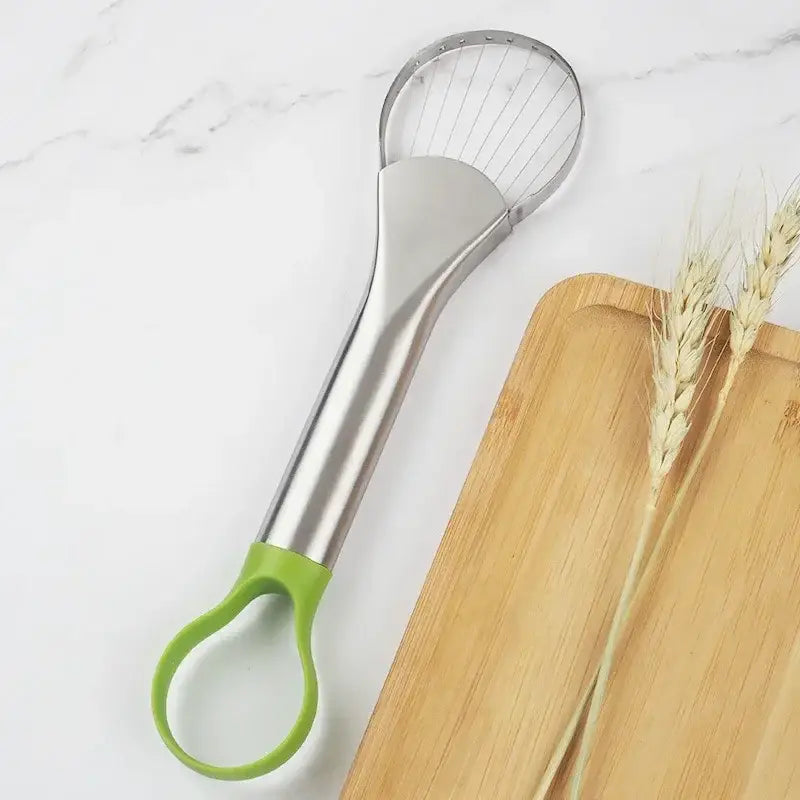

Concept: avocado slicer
[[151, 29, 584, 780]]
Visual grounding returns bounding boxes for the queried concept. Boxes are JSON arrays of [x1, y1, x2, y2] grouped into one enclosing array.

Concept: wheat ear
[[636, 193, 800, 636], [531, 195, 800, 800], [635, 191, 800, 605], [530, 194, 800, 800], [568, 248, 723, 800]]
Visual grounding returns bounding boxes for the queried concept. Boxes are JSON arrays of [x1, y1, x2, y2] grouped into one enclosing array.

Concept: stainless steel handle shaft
[[257, 157, 511, 568]]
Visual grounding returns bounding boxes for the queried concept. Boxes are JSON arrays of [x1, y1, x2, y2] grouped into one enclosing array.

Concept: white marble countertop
[[2, 1, 800, 798]]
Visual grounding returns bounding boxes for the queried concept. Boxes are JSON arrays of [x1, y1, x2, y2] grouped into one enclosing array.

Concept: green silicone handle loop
[[151, 542, 331, 780]]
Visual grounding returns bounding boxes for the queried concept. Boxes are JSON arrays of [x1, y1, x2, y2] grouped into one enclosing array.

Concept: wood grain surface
[[341, 273, 800, 800]]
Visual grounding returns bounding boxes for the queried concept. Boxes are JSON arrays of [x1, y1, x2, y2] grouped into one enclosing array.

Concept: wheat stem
[[567, 194, 799, 799], [568, 502, 658, 799], [567, 247, 722, 799], [530, 193, 800, 800], [529, 365, 734, 800], [530, 681, 594, 800], [528, 364, 737, 800]]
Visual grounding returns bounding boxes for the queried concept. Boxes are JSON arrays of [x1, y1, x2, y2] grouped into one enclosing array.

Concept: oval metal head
[[379, 30, 585, 225]]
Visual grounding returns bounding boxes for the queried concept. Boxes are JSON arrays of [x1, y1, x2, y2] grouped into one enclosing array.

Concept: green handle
[[151, 542, 332, 780]]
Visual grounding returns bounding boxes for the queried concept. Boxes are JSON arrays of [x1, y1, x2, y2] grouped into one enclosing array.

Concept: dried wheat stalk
[[532, 191, 800, 800], [567, 248, 723, 799], [645, 191, 800, 598]]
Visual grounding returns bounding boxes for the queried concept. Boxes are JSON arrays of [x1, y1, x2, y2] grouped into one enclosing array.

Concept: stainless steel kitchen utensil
[[262, 29, 584, 567], [153, 29, 585, 780]]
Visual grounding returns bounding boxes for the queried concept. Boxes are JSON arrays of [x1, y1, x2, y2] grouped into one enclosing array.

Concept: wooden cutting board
[[342, 273, 800, 800]]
